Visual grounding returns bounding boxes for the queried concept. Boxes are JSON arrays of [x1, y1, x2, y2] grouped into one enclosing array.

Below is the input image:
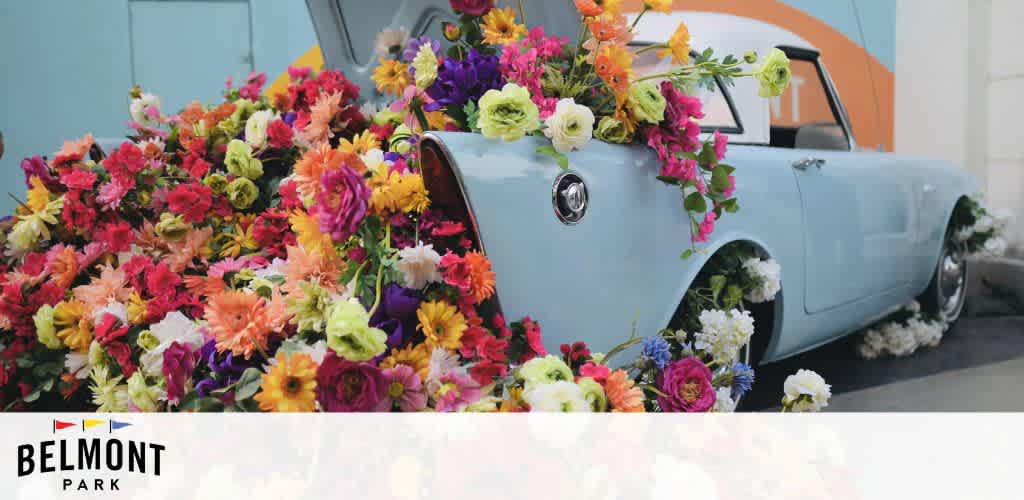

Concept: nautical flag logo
[[53, 419, 133, 433]]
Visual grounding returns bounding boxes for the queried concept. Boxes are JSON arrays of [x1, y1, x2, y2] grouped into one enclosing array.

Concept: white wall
[[896, 0, 1024, 253]]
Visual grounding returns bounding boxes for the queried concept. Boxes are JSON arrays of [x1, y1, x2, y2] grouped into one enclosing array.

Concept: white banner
[[1, 413, 1019, 499]]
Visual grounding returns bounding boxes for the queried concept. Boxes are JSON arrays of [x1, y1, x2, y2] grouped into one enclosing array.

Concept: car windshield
[[633, 45, 741, 132]]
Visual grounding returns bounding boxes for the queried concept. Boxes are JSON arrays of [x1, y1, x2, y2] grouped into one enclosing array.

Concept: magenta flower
[[376, 365, 427, 412], [449, 0, 495, 17], [434, 371, 481, 412], [162, 341, 197, 405], [313, 164, 370, 242], [693, 212, 717, 243], [316, 352, 386, 412], [656, 356, 716, 412], [713, 130, 728, 162]]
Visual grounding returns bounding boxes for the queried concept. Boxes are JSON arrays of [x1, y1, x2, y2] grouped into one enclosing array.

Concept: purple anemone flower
[[426, 49, 505, 109]]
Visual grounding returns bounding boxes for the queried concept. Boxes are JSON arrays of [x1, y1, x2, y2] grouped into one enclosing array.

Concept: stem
[[412, 102, 431, 133], [517, 0, 526, 26], [634, 43, 666, 56], [367, 223, 392, 317], [7, 193, 31, 213], [630, 7, 649, 31]]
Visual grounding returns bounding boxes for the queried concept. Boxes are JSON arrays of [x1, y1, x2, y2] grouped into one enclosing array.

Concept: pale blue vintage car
[[310, 0, 976, 365]]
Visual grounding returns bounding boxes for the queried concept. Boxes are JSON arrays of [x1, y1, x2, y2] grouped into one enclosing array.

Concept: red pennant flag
[[54, 420, 76, 431]]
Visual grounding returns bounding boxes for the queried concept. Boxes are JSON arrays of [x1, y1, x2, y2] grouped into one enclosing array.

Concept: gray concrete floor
[[744, 315, 1024, 411]]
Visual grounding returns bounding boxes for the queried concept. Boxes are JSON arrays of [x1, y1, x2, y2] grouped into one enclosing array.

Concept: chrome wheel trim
[[937, 238, 967, 322]]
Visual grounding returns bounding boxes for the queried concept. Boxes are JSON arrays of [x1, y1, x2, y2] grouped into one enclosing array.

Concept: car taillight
[[419, 136, 482, 252]]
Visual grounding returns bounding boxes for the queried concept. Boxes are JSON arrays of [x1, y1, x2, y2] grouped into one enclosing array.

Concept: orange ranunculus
[[293, 143, 343, 200], [575, 0, 622, 17], [205, 290, 276, 359], [587, 13, 631, 43], [605, 369, 645, 412], [595, 43, 634, 96]]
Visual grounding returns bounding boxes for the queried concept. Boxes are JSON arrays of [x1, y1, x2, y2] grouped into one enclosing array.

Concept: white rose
[[129, 93, 162, 127], [543, 98, 595, 153], [743, 258, 782, 303], [396, 242, 442, 290], [713, 387, 737, 413], [524, 381, 592, 412], [245, 109, 274, 148], [782, 369, 831, 412]]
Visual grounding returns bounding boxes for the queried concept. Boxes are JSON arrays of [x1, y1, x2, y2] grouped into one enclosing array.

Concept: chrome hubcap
[[937, 240, 966, 320]]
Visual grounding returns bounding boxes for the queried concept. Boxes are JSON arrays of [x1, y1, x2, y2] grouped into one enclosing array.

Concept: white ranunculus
[[543, 98, 595, 153], [713, 387, 737, 413], [742, 258, 782, 303], [782, 369, 831, 412], [91, 301, 129, 325], [396, 242, 442, 289], [694, 309, 755, 363], [129, 93, 162, 127], [245, 109, 274, 148], [139, 311, 205, 376], [524, 381, 592, 412], [361, 148, 388, 175]]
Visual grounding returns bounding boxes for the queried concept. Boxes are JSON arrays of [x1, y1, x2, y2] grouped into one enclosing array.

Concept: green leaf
[[656, 175, 681, 186], [698, 142, 717, 166], [536, 145, 569, 170], [723, 198, 739, 213], [680, 248, 695, 260], [711, 167, 730, 192], [180, 397, 225, 413], [234, 368, 264, 401], [683, 191, 708, 213], [710, 275, 727, 303], [724, 285, 744, 308], [462, 101, 480, 132]]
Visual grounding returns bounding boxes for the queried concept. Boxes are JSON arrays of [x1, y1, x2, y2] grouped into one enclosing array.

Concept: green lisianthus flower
[[225, 139, 264, 180], [517, 355, 573, 391], [137, 330, 160, 351], [325, 300, 388, 361], [226, 177, 259, 209], [155, 212, 190, 242], [577, 377, 608, 412], [477, 83, 540, 141], [127, 371, 162, 412], [33, 304, 62, 350], [287, 281, 333, 334], [412, 43, 438, 90], [594, 116, 633, 144], [203, 173, 229, 194], [627, 81, 666, 124], [754, 48, 792, 98]]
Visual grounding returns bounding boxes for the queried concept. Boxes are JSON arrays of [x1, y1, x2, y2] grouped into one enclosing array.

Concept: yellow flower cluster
[[368, 169, 430, 216]]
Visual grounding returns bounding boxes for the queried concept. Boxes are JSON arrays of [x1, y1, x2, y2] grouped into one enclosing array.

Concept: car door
[[773, 47, 914, 315]]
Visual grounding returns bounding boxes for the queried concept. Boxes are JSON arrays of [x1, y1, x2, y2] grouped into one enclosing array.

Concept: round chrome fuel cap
[[552, 172, 588, 225]]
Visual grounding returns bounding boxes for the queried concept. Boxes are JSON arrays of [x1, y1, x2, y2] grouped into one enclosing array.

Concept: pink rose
[[449, 0, 495, 16], [656, 356, 716, 412]]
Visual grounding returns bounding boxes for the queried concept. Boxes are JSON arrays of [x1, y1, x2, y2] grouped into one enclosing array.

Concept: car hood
[[305, 0, 577, 97]]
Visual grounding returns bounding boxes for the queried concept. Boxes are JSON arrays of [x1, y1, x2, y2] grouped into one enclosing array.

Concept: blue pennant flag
[[110, 420, 132, 431]]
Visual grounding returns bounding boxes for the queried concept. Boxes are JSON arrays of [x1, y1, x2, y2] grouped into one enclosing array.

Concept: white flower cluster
[[782, 369, 831, 412], [956, 194, 1013, 257], [742, 257, 782, 303], [856, 301, 948, 359], [694, 309, 755, 363]]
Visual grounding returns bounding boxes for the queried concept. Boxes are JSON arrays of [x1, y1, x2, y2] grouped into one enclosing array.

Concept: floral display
[[0, 1, 828, 413], [953, 193, 1013, 257], [856, 301, 947, 359]]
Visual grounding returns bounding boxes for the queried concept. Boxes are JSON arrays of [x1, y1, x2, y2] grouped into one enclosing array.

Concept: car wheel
[[920, 229, 968, 324]]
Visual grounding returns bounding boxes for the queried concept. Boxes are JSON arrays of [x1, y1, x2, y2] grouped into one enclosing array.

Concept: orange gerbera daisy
[[299, 91, 343, 146], [254, 352, 318, 412], [587, 13, 631, 43], [481, 7, 527, 46], [293, 143, 345, 200], [371, 59, 411, 97], [416, 300, 467, 351], [595, 43, 634, 96], [53, 133, 94, 165], [281, 244, 342, 295], [605, 369, 645, 412], [47, 245, 79, 290], [165, 226, 214, 272], [658, 21, 691, 65], [205, 290, 276, 359], [464, 251, 496, 303]]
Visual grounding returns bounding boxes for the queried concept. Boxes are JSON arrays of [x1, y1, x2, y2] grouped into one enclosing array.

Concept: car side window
[[633, 47, 741, 132], [769, 55, 850, 151]]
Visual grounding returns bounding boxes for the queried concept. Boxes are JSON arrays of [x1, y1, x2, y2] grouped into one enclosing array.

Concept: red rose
[[450, 0, 495, 16], [316, 352, 386, 412]]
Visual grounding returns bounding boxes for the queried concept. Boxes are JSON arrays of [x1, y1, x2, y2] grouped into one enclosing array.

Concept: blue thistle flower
[[641, 337, 672, 370], [730, 362, 755, 400]]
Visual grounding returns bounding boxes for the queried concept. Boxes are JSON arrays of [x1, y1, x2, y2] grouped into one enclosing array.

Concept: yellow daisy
[[380, 342, 432, 380], [339, 130, 380, 156], [644, 0, 673, 14], [254, 352, 318, 412], [416, 300, 467, 351], [53, 300, 93, 353], [219, 222, 259, 258], [658, 21, 691, 65], [481, 7, 527, 46], [371, 58, 411, 96]]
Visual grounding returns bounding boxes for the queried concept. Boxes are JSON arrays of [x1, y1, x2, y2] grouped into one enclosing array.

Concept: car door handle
[[792, 157, 826, 170]]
